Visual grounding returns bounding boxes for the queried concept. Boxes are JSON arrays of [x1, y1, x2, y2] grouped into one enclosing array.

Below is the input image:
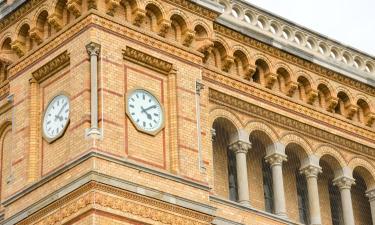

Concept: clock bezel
[[125, 88, 165, 136], [42, 92, 71, 143]]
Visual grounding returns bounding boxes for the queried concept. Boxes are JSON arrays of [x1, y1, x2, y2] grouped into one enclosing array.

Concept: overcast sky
[[246, 0, 375, 57]]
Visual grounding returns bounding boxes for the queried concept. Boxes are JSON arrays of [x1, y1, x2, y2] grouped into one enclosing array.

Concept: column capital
[[264, 152, 287, 166], [300, 164, 322, 178], [333, 176, 355, 190], [366, 188, 375, 202], [86, 42, 101, 56], [196, 80, 204, 95], [228, 140, 251, 154]]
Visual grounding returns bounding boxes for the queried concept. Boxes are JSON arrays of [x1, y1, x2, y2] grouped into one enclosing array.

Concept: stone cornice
[[123, 46, 173, 74], [31, 50, 70, 83], [164, 0, 220, 20], [213, 23, 375, 97], [0, 80, 10, 101], [203, 68, 375, 142], [208, 88, 375, 158]]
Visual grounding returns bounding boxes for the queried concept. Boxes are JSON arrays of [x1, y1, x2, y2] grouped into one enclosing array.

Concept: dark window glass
[[329, 182, 344, 225], [262, 160, 274, 213], [296, 170, 310, 224], [227, 149, 238, 201]]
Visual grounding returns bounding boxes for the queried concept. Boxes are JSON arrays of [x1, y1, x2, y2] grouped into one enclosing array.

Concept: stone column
[[228, 132, 251, 206], [86, 42, 101, 137], [300, 156, 322, 225], [265, 142, 287, 218], [333, 175, 356, 225], [366, 188, 375, 225]]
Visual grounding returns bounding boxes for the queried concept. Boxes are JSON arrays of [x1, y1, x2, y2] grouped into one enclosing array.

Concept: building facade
[[0, 0, 374, 224]]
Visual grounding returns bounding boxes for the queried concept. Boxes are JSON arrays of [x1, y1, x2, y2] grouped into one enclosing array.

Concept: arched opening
[[143, 4, 163, 33], [356, 99, 370, 124], [0, 37, 17, 62], [317, 83, 333, 111], [335, 91, 354, 119], [0, 126, 12, 200], [352, 166, 374, 225], [212, 118, 239, 201], [35, 11, 51, 41], [296, 76, 312, 102], [248, 130, 274, 213], [319, 155, 344, 225], [284, 143, 309, 223], [276, 67, 291, 93], [166, 14, 187, 44], [252, 59, 270, 85], [193, 24, 211, 53], [232, 50, 249, 78]]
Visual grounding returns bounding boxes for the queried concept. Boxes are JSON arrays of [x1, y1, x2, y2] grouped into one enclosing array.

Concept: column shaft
[[370, 200, 375, 225], [90, 53, 98, 129], [306, 176, 321, 225], [235, 151, 250, 205], [340, 188, 355, 225], [271, 163, 287, 217]]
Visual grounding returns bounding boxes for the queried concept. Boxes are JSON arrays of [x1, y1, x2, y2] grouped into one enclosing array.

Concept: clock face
[[126, 89, 164, 135], [42, 94, 70, 142]]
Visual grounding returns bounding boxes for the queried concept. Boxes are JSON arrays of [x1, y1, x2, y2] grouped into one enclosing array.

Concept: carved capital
[[86, 42, 101, 56], [221, 55, 234, 72], [228, 140, 251, 154], [67, 0, 82, 17], [88, 0, 97, 9], [243, 64, 256, 80], [326, 96, 338, 112], [265, 72, 277, 89], [158, 19, 171, 37], [106, 0, 121, 16], [29, 27, 43, 44], [286, 81, 298, 97], [11, 40, 25, 57], [183, 30, 195, 47], [196, 81, 204, 95], [132, 9, 146, 26], [306, 89, 318, 104], [197, 39, 214, 54], [345, 104, 358, 119], [48, 13, 62, 31], [265, 152, 287, 166], [333, 176, 355, 190], [366, 189, 375, 202], [300, 165, 322, 178], [365, 112, 375, 127]]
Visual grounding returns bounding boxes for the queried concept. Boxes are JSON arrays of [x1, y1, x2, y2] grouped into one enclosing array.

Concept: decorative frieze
[[31, 51, 70, 83], [123, 46, 173, 74]]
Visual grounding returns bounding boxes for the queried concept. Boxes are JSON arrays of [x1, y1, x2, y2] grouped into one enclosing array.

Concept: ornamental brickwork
[[0, 0, 374, 224]]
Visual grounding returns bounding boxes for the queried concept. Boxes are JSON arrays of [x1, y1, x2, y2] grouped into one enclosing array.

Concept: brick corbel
[[158, 19, 171, 37], [221, 55, 234, 72], [48, 13, 63, 31], [132, 8, 146, 26], [365, 112, 375, 127], [306, 89, 318, 105], [10, 40, 25, 57], [197, 38, 214, 54], [67, 0, 82, 17], [264, 72, 277, 89], [286, 81, 298, 97], [326, 96, 338, 112], [182, 29, 195, 47], [345, 104, 358, 119], [243, 64, 256, 80], [106, 0, 121, 16], [29, 27, 43, 45]]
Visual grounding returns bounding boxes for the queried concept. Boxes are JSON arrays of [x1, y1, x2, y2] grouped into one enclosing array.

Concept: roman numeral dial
[[126, 89, 164, 135], [42, 94, 70, 143]]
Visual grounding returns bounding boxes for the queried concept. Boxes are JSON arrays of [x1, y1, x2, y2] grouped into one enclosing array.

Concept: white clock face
[[43, 94, 70, 141], [126, 89, 164, 134]]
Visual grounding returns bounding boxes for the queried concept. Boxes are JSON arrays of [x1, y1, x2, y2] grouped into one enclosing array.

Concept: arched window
[[295, 170, 309, 224], [262, 160, 274, 213], [328, 182, 344, 225]]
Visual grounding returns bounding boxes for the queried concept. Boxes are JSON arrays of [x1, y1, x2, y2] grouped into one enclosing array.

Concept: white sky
[[246, 0, 375, 57]]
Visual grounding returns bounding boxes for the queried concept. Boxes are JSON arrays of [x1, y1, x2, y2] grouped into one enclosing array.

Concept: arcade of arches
[[212, 116, 375, 225]]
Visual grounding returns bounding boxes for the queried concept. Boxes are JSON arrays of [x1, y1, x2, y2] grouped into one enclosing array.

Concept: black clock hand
[[141, 106, 152, 120], [56, 102, 67, 121], [143, 105, 156, 111]]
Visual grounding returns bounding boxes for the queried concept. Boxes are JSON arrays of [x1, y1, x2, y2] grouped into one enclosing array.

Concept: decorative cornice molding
[[15, 182, 214, 225], [0, 80, 10, 101], [165, 0, 219, 20], [208, 88, 375, 158], [31, 50, 70, 83], [213, 23, 375, 97], [123, 46, 173, 74], [203, 69, 375, 142]]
